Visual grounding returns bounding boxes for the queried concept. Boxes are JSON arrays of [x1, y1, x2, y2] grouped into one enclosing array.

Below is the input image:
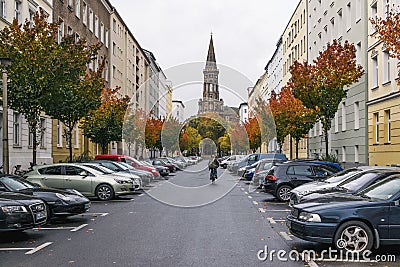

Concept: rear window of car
[[340, 172, 379, 191], [287, 165, 313, 176], [38, 166, 62, 175]]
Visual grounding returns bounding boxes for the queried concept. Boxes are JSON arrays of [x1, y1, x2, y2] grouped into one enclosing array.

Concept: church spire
[[206, 34, 216, 63]]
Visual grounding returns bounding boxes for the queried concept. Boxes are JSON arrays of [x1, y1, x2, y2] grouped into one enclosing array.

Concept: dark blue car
[[287, 174, 400, 252]]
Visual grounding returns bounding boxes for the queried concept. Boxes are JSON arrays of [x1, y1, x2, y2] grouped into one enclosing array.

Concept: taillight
[[265, 175, 276, 181]]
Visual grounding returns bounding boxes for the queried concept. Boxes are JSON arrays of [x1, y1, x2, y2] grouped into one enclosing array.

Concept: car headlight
[[114, 178, 131, 184], [239, 167, 246, 171], [299, 212, 321, 222], [1, 205, 28, 213], [56, 193, 73, 202], [65, 189, 84, 197]]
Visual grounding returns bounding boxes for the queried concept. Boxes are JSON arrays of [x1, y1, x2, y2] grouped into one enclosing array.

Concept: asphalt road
[[1, 160, 399, 267]]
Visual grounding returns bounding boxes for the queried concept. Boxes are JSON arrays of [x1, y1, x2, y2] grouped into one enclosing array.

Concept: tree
[[0, 10, 59, 165], [161, 117, 182, 156], [145, 117, 163, 158], [290, 40, 364, 156], [253, 97, 276, 152], [277, 86, 316, 159], [122, 108, 146, 156], [44, 33, 104, 161], [81, 87, 130, 154], [244, 117, 261, 153], [269, 91, 289, 153], [371, 8, 400, 83], [179, 126, 201, 155], [218, 133, 231, 155]]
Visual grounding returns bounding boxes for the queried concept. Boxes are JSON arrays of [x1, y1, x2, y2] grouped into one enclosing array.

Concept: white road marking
[[267, 217, 276, 224], [252, 201, 258, 205], [279, 232, 293, 241], [33, 226, 74, 231], [0, 247, 34, 251], [70, 223, 88, 232], [138, 194, 144, 196], [244, 191, 248, 195], [258, 208, 266, 213], [248, 196, 253, 199], [241, 188, 245, 191], [266, 209, 290, 212], [25, 242, 53, 255], [304, 253, 319, 267], [80, 212, 109, 217]]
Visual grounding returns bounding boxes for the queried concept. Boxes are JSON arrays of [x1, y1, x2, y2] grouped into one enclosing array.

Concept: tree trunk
[[295, 138, 299, 159], [68, 127, 73, 163], [101, 144, 108, 154], [324, 128, 329, 157], [127, 144, 131, 156], [289, 135, 293, 160], [32, 128, 37, 166]]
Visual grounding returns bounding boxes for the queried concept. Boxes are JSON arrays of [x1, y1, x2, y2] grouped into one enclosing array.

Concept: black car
[[151, 159, 176, 172], [287, 174, 400, 253], [264, 162, 339, 201], [293, 169, 400, 205], [0, 175, 90, 218], [0, 192, 47, 231]]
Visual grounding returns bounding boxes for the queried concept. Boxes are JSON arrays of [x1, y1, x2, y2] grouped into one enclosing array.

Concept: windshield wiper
[[358, 194, 371, 200]]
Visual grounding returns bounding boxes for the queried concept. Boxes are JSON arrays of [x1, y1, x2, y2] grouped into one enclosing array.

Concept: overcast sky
[[111, 0, 299, 117]]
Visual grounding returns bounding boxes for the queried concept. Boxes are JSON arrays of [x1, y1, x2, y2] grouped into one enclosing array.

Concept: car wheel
[[276, 185, 292, 202], [334, 221, 373, 253], [95, 184, 114, 201]]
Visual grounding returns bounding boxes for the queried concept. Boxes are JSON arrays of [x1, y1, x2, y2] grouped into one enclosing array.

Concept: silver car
[[25, 163, 135, 201]]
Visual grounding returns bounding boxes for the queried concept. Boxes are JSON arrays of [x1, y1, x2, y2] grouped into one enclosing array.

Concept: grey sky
[[111, 0, 299, 116]]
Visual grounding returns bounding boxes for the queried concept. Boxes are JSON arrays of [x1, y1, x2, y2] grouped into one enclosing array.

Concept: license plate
[[35, 211, 47, 221], [84, 203, 91, 209]]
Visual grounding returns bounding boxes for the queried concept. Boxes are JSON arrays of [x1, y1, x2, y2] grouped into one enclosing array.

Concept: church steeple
[[206, 34, 216, 63]]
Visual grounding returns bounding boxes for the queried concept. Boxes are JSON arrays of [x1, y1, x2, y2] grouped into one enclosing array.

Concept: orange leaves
[[244, 117, 261, 152]]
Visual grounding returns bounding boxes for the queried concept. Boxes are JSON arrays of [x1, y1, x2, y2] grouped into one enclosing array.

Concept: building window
[[346, 2, 351, 31], [100, 23, 104, 43], [75, 0, 80, 18], [372, 55, 378, 88], [89, 9, 93, 32], [94, 15, 99, 37], [354, 145, 359, 163], [383, 0, 390, 19], [82, 1, 87, 25], [0, 0, 5, 19], [356, 42, 361, 65], [75, 32, 80, 43], [57, 120, 62, 147], [67, 26, 73, 36], [40, 118, 46, 149], [374, 112, 379, 144], [385, 110, 391, 143], [58, 18, 64, 43], [341, 102, 346, 131], [13, 112, 20, 146], [334, 112, 339, 133], [356, 0, 361, 21], [354, 102, 359, 130], [371, 2, 377, 33], [112, 42, 116, 55], [14, 0, 22, 23], [383, 50, 390, 84], [105, 30, 109, 48], [342, 146, 346, 162], [112, 65, 116, 79], [113, 19, 116, 32]]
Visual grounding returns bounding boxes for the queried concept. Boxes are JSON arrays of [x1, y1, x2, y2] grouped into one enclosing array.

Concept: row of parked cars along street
[[0, 154, 201, 232], [221, 152, 400, 253]]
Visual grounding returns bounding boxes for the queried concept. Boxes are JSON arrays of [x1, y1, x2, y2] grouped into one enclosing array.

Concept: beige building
[[367, 0, 400, 166], [281, 0, 308, 159]]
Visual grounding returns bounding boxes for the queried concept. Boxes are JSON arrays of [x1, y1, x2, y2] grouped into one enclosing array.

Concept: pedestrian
[[208, 155, 219, 184]]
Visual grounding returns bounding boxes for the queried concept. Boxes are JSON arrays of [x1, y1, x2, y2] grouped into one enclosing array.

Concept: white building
[[238, 103, 248, 123], [266, 36, 283, 98], [0, 0, 53, 170], [172, 100, 185, 123]]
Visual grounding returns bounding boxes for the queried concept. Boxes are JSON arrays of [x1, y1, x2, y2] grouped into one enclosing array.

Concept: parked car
[[0, 175, 90, 218], [24, 163, 135, 201], [150, 159, 176, 172], [238, 160, 261, 179], [286, 159, 343, 172], [287, 174, 400, 252], [0, 192, 47, 231], [94, 154, 160, 178], [228, 153, 288, 174], [264, 162, 339, 201], [172, 156, 188, 168], [290, 166, 399, 205], [80, 163, 142, 190], [140, 161, 170, 177], [220, 155, 245, 169], [159, 157, 184, 170]]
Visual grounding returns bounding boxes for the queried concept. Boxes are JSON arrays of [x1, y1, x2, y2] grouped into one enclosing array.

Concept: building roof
[[206, 34, 216, 63], [172, 100, 185, 108], [239, 102, 248, 109]]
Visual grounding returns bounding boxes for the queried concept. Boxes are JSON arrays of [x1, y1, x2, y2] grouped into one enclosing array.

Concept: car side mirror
[[80, 171, 88, 177], [395, 200, 400, 207]]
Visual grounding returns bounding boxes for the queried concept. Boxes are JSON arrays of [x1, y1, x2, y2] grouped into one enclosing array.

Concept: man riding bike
[[208, 155, 219, 184]]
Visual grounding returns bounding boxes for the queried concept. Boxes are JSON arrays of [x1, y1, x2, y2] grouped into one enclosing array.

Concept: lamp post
[[0, 58, 12, 174]]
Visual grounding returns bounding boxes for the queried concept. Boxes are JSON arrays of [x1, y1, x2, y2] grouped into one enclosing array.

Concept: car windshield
[[325, 169, 360, 183], [0, 176, 37, 191], [84, 164, 114, 174], [339, 172, 379, 192], [115, 162, 133, 170], [259, 162, 273, 171], [98, 162, 121, 172], [358, 176, 400, 200]]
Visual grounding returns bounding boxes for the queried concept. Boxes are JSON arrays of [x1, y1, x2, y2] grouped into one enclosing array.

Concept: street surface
[[0, 160, 399, 267]]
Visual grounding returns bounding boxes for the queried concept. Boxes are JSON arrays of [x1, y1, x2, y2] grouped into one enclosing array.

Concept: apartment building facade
[[367, 0, 400, 166], [0, 0, 53, 169], [307, 0, 368, 168]]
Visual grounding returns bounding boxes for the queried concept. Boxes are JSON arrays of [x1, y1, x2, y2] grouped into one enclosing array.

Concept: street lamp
[[0, 58, 12, 174]]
